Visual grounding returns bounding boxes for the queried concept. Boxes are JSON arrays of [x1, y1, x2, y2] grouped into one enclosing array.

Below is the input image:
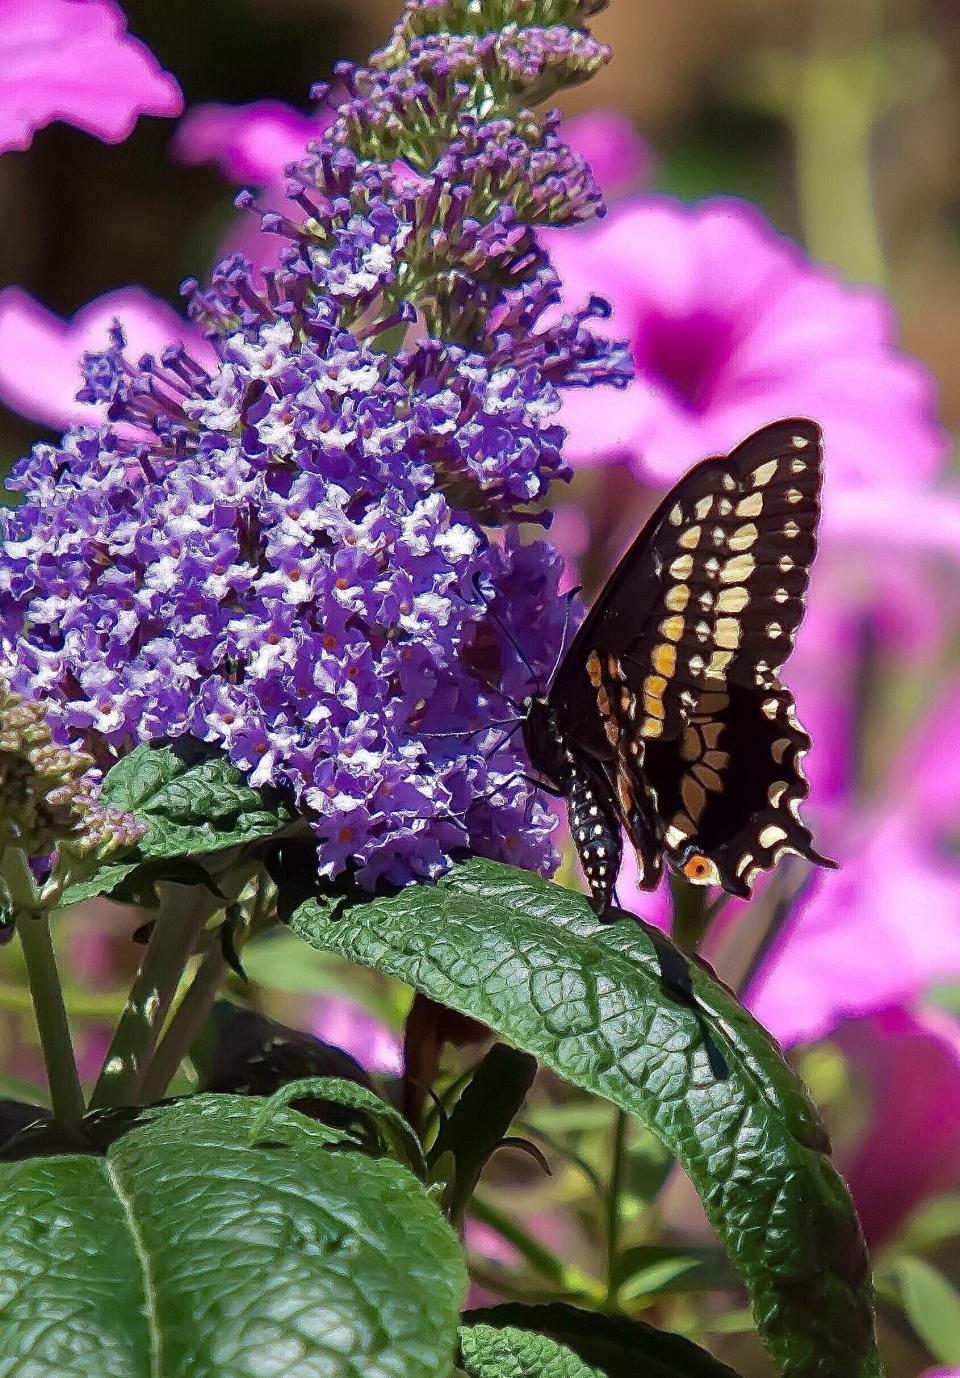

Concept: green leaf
[[0, 1093, 465, 1377], [291, 859, 882, 1378], [459, 1303, 744, 1378], [100, 741, 290, 861], [459, 1323, 604, 1378], [617, 1244, 739, 1301], [249, 1076, 427, 1180], [58, 861, 140, 907], [432, 1043, 538, 1222], [60, 857, 222, 910], [897, 1255, 960, 1363]]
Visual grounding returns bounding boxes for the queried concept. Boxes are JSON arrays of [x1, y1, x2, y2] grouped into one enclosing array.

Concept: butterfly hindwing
[[641, 676, 831, 896]]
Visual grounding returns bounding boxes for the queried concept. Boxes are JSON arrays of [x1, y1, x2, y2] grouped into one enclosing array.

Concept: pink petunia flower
[[0, 285, 212, 428], [547, 196, 948, 491], [742, 677, 960, 1047], [170, 98, 327, 187], [171, 99, 334, 272], [0, 0, 182, 155], [560, 109, 653, 199], [832, 1006, 960, 1245]]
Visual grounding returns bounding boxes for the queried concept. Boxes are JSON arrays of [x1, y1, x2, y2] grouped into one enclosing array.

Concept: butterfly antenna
[[482, 721, 522, 758], [418, 717, 522, 740]]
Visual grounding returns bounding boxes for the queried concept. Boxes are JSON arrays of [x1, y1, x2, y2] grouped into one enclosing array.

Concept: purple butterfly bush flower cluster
[[0, 1, 631, 889]]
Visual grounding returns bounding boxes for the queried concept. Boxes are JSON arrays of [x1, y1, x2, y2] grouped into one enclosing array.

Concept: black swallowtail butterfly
[[522, 417, 837, 915]]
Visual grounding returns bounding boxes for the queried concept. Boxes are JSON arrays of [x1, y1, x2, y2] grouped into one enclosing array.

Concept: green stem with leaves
[[4, 848, 84, 1126]]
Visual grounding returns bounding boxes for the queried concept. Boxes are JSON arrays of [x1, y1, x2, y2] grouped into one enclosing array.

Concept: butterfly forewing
[[533, 418, 832, 910]]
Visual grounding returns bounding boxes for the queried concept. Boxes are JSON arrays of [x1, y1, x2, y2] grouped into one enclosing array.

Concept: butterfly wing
[[546, 418, 830, 899]]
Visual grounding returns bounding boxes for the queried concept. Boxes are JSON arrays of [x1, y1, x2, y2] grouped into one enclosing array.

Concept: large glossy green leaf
[[459, 1303, 743, 1378], [292, 859, 882, 1378], [0, 1094, 464, 1378]]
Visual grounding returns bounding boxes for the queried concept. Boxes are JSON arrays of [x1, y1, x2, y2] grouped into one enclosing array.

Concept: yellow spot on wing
[[720, 554, 755, 584], [759, 824, 788, 848], [643, 693, 665, 719], [714, 618, 741, 650], [665, 583, 690, 612], [729, 522, 759, 552], [670, 554, 694, 580], [707, 649, 733, 678], [735, 491, 764, 518], [752, 458, 779, 486], [652, 643, 677, 677], [678, 525, 701, 549], [716, 586, 749, 614], [659, 615, 684, 642]]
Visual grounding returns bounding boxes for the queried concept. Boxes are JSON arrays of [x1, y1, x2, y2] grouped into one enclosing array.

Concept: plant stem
[[138, 942, 226, 1103], [5, 848, 84, 1127], [794, 0, 889, 284], [89, 883, 218, 1110], [604, 1106, 628, 1310], [670, 875, 709, 955]]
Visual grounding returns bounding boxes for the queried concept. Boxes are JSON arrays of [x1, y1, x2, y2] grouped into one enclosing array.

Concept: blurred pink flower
[[310, 994, 402, 1077], [171, 99, 333, 271], [0, 0, 182, 155], [0, 285, 212, 428], [548, 196, 947, 490], [745, 679, 960, 1047], [561, 109, 653, 199], [832, 1006, 960, 1245], [170, 98, 327, 186]]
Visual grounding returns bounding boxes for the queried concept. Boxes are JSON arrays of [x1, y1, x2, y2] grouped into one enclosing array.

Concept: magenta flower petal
[[170, 99, 328, 185], [0, 286, 212, 428], [0, 0, 182, 155], [833, 1007, 960, 1244], [560, 110, 653, 199], [549, 196, 948, 489], [310, 995, 402, 1077], [747, 811, 960, 1047]]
